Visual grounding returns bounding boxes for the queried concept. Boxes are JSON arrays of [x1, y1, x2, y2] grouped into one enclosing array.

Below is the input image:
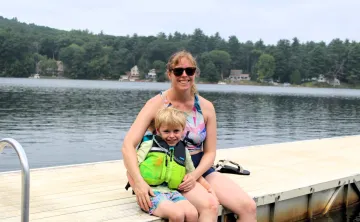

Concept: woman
[[122, 50, 256, 222]]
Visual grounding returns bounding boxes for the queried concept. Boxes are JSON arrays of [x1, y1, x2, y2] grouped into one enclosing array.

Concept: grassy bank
[[301, 82, 360, 89]]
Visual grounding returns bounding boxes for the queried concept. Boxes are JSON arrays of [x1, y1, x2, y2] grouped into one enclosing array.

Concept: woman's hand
[[133, 179, 155, 212], [178, 173, 196, 192]]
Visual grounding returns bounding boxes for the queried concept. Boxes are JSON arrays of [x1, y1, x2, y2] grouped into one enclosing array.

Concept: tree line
[[1, 16, 360, 85]]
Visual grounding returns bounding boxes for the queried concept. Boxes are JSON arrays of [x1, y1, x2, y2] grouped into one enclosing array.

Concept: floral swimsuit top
[[160, 91, 207, 153]]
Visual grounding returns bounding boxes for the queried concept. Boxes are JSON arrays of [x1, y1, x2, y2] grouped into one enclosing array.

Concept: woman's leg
[[205, 172, 257, 222], [182, 182, 219, 222]]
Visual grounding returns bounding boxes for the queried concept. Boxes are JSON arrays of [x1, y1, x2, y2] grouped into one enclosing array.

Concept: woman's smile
[[178, 79, 190, 84]]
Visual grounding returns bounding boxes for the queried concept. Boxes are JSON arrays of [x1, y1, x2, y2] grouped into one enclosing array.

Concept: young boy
[[126, 107, 214, 221]]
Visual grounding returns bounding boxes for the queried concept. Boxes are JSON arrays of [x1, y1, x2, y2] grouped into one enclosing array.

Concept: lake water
[[1, 77, 360, 172], [1, 78, 360, 221]]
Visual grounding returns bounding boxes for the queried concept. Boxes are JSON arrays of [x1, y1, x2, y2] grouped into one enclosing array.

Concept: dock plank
[[1, 135, 360, 221]]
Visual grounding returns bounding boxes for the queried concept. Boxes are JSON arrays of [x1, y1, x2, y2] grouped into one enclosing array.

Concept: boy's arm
[[184, 149, 196, 173], [127, 139, 152, 187], [136, 139, 153, 163]]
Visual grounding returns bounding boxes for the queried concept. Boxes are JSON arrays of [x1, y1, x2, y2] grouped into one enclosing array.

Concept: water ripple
[[1, 78, 360, 171]]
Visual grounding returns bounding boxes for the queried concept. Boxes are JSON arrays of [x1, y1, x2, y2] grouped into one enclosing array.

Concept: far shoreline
[[3, 76, 360, 90], [196, 80, 360, 90]]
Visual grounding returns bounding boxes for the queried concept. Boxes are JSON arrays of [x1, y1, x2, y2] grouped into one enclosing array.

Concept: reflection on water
[[209, 92, 360, 148]]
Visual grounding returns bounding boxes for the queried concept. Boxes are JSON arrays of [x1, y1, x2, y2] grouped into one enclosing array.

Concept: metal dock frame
[[0, 138, 30, 222]]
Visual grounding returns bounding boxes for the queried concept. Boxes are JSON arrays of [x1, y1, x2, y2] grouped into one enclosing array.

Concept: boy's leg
[[151, 191, 198, 222], [172, 199, 198, 222], [182, 182, 219, 222], [151, 200, 185, 222]]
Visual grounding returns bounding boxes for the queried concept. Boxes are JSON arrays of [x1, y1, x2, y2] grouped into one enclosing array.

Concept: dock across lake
[[1, 135, 360, 221]]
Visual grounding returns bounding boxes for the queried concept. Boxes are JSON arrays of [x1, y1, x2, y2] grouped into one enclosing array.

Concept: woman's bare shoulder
[[198, 95, 215, 111], [197, 95, 216, 123], [147, 93, 163, 104], [144, 94, 164, 112]]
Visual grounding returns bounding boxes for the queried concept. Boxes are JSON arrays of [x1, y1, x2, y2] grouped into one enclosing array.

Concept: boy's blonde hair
[[155, 107, 186, 130]]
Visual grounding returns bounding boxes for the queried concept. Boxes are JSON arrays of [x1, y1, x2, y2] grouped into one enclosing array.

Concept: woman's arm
[[121, 95, 162, 211], [197, 176, 218, 201], [197, 176, 211, 191], [192, 98, 217, 180]]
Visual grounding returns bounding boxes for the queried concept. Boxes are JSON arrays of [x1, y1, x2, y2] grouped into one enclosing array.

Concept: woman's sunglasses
[[171, 67, 197, 77]]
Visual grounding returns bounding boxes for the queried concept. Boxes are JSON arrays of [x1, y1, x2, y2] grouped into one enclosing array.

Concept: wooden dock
[[1, 135, 360, 221]]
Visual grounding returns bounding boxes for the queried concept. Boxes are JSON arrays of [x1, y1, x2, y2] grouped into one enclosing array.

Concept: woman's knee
[[237, 197, 257, 216], [246, 198, 257, 215], [199, 194, 219, 215]]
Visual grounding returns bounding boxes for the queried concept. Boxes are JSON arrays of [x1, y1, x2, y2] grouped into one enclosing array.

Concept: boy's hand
[[178, 173, 196, 192]]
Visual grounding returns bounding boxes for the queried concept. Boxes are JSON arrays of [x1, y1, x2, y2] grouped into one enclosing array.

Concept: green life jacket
[[139, 135, 186, 190]]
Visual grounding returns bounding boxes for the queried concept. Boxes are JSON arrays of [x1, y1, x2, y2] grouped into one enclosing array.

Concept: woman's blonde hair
[[155, 107, 186, 130], [166, 50, 198, 95]]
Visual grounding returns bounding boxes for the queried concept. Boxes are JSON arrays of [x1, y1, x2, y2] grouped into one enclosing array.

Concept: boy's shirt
[[137, 136, 195, 192]]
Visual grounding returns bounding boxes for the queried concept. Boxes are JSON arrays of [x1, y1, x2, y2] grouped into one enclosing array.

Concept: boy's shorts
[[149, 190, 186, 215]]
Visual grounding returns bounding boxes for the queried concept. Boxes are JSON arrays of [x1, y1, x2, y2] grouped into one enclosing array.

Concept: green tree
[[250, 49, 262, 75], [273, 39, 291, 82], [59, 43, 85, 78], [3, 16, 360, 86], [197, 52, 212, 80], [228, 36, 241, 69], [137, 55, 149, 79], [255, 53, 275, 81], [288, 37, 304, 79], [346, 43, 360, 84], [111, 48, 133, 78], [309, 44, 327, 79], [153, 60, 166, 82], [207, 32, 224, 51], [326, 39, 347, 81], [38, 58, 57, 76], [290, 70, 301, 85], [146, 38, 177, 64], [39, 37, 58, 59], [208, 50, 231, 79], [241, 41, 255, 73], [203, 62, 219, 83], [188, 28, 207, 56]]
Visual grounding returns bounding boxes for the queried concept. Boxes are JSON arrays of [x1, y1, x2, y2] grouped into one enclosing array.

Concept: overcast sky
[[1, 0, 359, 45]]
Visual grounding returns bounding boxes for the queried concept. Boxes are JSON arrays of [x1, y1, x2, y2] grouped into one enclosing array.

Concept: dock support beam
[[343, 182, 349, 209], [307, 188, 314, 220], [323, 185, 342, 215], [351, 181, 360, 197]]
